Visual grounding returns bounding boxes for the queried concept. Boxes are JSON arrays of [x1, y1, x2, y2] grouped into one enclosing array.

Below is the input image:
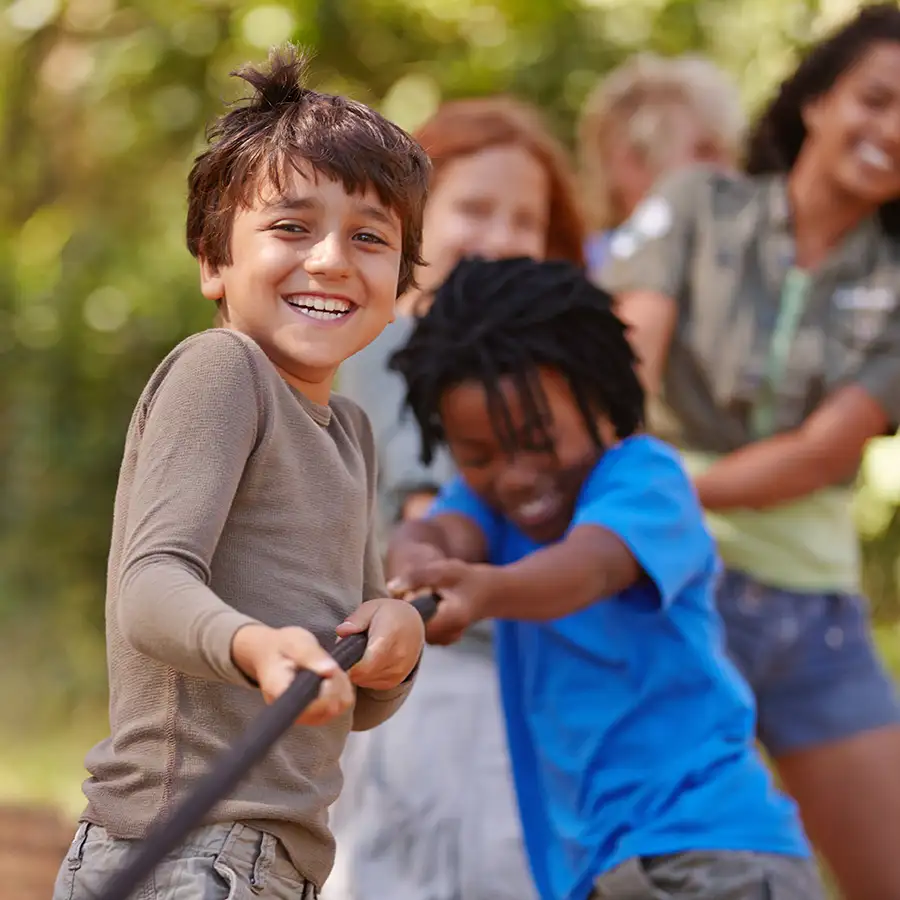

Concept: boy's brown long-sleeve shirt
[[82, 328, 412, 887]]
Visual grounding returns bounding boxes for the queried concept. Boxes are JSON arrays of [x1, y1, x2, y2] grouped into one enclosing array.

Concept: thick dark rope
[[97, 592, 441, 900]]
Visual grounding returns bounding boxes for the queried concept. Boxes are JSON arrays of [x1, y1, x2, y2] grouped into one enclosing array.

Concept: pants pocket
[[52, 822, 91, 900]]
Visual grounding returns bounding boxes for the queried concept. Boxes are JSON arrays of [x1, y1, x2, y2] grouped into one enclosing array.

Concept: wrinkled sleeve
[[117, 331, 265, 687], [352, 404, 419, 731]]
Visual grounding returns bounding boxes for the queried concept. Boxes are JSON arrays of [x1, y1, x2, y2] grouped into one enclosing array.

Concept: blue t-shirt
[[430, 436, 808, 900]]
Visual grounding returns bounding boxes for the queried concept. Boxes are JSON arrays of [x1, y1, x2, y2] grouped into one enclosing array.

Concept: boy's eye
[[354, 231, 387, 246], [272, 222, 307, 234]]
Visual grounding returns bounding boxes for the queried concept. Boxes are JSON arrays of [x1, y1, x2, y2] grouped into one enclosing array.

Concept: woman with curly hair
[[602, 6, 900, 898]]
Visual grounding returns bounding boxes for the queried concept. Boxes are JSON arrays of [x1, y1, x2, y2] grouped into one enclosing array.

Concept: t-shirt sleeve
[[599, 166, 708, 302], [428, 475, 504, 562], [570, 440, 717, 608], [847, 302, 900, 426], [117, 331, 265, 686]]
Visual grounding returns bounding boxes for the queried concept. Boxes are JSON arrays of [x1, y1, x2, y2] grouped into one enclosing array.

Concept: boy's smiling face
[[200, 165, 402, 403], [440, 367, 616, 543]]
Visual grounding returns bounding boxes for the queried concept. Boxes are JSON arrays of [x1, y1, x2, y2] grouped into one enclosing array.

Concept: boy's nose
[[305, 233, 351, 278]]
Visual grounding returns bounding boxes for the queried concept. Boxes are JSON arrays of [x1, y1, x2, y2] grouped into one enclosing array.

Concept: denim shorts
[[717, 569, 900, 756], [53, 821, 317, 900]]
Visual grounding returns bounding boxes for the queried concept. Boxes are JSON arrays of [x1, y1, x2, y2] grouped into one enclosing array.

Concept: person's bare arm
[[694, 384, 888, 510], [620, 301, 890, 510], [386, 511, 491, 580], [615, 289, 678, 397], [485, 525, 639, 620], [389, 525, 641, 642]]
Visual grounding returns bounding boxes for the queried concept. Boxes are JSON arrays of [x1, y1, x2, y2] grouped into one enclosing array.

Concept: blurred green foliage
[[0, 0, 898, 732]]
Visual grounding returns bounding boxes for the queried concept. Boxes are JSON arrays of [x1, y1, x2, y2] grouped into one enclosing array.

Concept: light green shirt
[[682, 450, 859, 592]]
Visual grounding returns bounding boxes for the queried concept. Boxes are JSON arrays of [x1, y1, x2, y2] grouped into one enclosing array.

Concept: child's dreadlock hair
[[389, 256, 644, 466]]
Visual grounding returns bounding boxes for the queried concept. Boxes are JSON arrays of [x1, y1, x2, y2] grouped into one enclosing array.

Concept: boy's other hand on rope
[[231, 624, 354, 726], [336, 598, 425, 690]]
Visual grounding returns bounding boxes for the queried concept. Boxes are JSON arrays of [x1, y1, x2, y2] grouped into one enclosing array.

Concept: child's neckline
[[284, 383, 332, 426]]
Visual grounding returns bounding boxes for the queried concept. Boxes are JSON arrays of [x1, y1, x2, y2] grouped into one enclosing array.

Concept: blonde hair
[[578, 54, 745, 230]]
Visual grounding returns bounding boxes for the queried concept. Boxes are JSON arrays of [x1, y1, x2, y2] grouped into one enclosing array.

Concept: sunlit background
[[1, 0, 898, 895]]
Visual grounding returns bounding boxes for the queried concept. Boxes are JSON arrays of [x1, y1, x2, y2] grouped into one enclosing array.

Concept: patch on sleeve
[[609, 229, 638, 260], [630, 195, 673, 240], [609, 195, 674, 260]]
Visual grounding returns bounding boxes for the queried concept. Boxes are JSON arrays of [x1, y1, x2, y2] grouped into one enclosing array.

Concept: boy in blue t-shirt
[[384, 257, 824, 900]]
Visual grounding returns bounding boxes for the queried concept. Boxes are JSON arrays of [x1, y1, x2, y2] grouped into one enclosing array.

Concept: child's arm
[[388, 526, 640, 642], [386, 512, 492, 575], [116, 334, 262, 683], [383, 506, 504, 645], [386, 469, 603, 620], [116, 332, 351, 720], [390, 445, 712, 642]]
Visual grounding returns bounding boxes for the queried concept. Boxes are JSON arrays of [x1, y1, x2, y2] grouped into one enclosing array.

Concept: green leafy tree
[[1, 0, 897, 727]]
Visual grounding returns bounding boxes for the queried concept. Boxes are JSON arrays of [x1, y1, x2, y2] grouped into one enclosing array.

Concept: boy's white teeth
[[517, 496, 555, 520], [284, 295, 353, 319], [302, 308, 345, 320], [859, 142, 892, 171]]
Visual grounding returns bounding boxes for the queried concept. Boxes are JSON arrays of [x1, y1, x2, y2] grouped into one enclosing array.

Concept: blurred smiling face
[[803, 41, 900, 206], [440, 368, 613, 544], [200, 164, 402, 403], [418, 144, 550, 291]]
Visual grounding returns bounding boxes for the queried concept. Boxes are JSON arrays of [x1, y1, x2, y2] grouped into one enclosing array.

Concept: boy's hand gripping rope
[[96, 592, 441, 900]]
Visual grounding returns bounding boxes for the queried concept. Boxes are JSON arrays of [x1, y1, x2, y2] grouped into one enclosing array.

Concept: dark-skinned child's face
[[439, 367, 617, 544]]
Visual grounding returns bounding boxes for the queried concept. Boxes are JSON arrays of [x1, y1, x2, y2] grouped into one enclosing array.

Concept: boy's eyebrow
[[357, 202, 400, 230], [265, 195, 399, 230], [265, 195, 318, 213]]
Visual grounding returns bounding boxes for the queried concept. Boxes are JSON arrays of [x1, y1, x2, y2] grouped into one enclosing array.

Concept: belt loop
[[66, 822, 91, 872], [249, 831, 276, 893]]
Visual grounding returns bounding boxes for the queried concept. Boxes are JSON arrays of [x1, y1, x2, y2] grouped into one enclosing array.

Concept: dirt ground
[[0, 804, 72, 900]]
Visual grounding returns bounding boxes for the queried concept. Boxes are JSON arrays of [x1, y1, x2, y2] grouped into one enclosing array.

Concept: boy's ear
[[199, 256, 225, 302]]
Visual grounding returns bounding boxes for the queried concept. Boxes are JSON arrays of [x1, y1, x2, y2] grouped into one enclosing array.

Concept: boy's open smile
[[283, 291, 358, 325], [512, 491, 565, 531]]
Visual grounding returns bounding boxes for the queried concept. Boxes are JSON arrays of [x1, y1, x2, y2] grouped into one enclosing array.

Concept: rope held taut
[[96, 592, 441, 900]]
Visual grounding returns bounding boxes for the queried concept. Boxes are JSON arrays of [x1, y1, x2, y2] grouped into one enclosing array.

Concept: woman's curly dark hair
[[746, 2, 900, 236]]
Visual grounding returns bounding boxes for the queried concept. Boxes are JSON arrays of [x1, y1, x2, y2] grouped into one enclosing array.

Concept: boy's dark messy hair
[[390, 256, 644, 465], [187, 44, 431, 295], [746, 2, 900, 236]]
